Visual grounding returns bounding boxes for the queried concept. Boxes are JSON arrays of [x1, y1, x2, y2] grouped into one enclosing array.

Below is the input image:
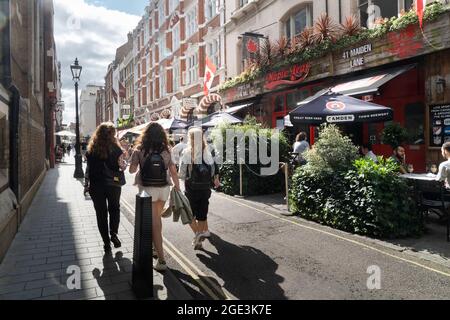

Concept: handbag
[[103, 162, 126, 187]]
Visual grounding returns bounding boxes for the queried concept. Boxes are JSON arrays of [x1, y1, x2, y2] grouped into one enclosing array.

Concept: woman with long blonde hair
[[85, 122, 127, 253], [179, 127, 220, 250], [129, 122, 180, 272]]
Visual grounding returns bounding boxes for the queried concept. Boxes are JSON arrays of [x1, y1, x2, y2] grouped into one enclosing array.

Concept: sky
[[54, 0, 148, 124]]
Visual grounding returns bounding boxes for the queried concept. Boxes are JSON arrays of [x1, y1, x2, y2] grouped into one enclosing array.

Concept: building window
[[159, 33, 166, 61], [173, 60, 180, 92], [239, 0, 249, 8], [186, 5, 198, 39], [359, 0, 399, 28], [205, 0, 219, 21], [404, 0, 413, 11], [169, 0, 180, 14], [159, 66, 166, 98], [185, 52, 198, 85], [405, 103, 424, 145], [207, 38, 220, 67], [172, 23, 180, 51], [284, 4, 312, 40], [158, 1, 165, 28]]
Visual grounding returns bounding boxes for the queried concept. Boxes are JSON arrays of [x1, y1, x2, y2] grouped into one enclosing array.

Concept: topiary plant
[[380, 122, 409, 149]]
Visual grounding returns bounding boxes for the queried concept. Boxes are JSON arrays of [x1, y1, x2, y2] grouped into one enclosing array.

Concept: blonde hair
[[87, 122, 120, 159], [187, 127, 207, 164]]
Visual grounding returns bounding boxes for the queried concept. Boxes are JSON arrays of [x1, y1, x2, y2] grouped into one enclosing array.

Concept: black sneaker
[[110, 235, 122, 248]]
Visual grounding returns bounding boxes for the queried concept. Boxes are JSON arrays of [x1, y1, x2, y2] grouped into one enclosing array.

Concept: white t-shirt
[[293, 141, 310, 161], [435, 159, 450, 187], [365, 150, 378, 162], [171, 142, 187, 165]]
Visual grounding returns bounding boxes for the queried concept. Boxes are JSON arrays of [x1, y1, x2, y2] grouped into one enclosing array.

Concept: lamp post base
[[74, 154, 85, 179]]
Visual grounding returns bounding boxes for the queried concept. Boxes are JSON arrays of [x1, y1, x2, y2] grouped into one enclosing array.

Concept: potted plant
[[381, 122, 409, 148]]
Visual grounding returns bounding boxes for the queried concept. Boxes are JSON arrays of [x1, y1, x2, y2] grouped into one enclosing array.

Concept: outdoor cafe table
[[401, 173, 438, 181]]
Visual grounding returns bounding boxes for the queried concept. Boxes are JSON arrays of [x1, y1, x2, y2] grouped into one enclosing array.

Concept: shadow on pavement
[[168, 268, 225, 300], [93, 251, 134, 300], [197, 234, 287, 300]]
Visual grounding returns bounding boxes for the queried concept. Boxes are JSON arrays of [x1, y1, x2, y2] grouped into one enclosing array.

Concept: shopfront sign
[[182, 98, 197, 110], [326, 115, 355, 123], [342, 44, 372, 69], [429, 103, 450, 147], [265, 63, 311, 90]]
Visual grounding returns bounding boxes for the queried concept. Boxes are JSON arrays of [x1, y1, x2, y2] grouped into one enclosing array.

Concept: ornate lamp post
[[70, 58, 84, 178]]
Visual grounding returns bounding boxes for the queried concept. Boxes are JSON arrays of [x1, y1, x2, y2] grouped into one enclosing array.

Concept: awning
[[225, 103, 253, 114], [298, 64, 416, 106]]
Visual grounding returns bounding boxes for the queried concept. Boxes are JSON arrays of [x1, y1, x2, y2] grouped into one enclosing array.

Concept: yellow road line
[[163, 237, 232, 300], [163, 244, 220, 300], [121, 198, 224, 300], [215, 194, 450, 278]]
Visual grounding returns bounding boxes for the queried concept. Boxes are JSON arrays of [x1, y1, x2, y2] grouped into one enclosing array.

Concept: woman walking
[[129, 123, 180, 271], [84, 123, 127, 253], [179, 127, 220, 250]]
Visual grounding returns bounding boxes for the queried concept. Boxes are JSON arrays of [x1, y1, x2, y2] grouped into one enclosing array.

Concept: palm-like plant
[[275, 36, 289, 59], [288, 35, 302, 55], [257, 38, 275, 67], [298, 27, 315, 50], [340, 15, 361, 37], [313, 13, 339, 44]]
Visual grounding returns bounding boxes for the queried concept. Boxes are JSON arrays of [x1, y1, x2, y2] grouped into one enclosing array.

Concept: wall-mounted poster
[[429, 104, 450, 147]]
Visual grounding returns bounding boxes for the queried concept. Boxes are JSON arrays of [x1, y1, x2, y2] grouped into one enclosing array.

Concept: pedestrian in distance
[[84, 122, 127, 254], [179, 127, 220, 250], [292, 132, 310, 166], [67, 144, 72, 156], [171, 136, 188, 169], [129, 122, 181, 272]]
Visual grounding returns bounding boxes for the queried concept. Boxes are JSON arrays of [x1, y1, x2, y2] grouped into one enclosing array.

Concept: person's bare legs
[[152, 200, 165, 261], [189, 220, 199, 234], [197, 220, 207, 233]]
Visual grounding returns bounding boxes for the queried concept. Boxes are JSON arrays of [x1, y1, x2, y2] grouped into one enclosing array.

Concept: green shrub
[[380, 122, 409, 148], [212, 122, 290, 196], [290, 126, 422, 238], [304, 124, 359, 175]]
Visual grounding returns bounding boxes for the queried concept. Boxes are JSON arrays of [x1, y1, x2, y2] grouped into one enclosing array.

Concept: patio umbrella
[[128, 122, 150, 135], [55, 130, 76, 137], [289, 91, 393, 125], [188, 112, 243, 128], [157, 118, 188, 131]]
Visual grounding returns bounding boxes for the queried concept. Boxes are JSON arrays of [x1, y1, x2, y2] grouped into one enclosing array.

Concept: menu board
[[430, 104, 450, 147]]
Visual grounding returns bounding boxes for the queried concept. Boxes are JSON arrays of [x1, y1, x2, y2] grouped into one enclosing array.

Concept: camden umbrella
[[188, 112, 243, 128], [289, 91, 393, 125]]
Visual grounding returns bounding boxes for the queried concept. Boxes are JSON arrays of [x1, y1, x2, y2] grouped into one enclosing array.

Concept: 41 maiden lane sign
[[342, 43, 372, 69]]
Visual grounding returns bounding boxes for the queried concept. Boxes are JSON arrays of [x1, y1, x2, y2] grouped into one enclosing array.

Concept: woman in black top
[[84, 122, 126, 253]]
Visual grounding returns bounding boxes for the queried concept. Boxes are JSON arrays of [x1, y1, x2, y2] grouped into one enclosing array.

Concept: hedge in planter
[[211, 119, 290, 196], [289, 125, 422, 238]]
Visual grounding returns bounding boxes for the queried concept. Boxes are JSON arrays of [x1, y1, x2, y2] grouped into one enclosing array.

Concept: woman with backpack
[[129, 123, 180, 272], [84, 122, 127, 253], [179, 127, 220, 250]]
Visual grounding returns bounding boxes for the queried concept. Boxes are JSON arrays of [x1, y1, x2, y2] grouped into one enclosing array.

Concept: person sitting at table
[[360, 143, 378, 162], [390, 146, 407, 174], [435, 142, 450, 188]]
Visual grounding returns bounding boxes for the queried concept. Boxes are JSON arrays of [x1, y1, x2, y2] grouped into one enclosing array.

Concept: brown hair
[[442, 142, 450, 153], [87, 122, 121, 160], [296, 132, 307, 142], [135, 122, 169, 156]]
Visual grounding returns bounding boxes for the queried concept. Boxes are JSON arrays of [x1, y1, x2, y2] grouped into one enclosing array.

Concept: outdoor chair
[[416, 179, 450, 242]]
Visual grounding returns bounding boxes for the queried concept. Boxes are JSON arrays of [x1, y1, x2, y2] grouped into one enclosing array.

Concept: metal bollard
[[131, 190, 153, 299]]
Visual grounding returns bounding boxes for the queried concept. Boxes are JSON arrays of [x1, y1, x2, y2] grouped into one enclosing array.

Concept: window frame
[[284, 4, 312, 40], [186, 5, 198, 39]]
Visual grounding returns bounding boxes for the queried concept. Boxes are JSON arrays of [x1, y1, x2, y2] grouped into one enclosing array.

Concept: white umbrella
[[55, 130, 76, 137]]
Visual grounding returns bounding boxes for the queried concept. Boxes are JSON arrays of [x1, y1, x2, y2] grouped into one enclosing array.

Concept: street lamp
[[71, 58, 84, 178]]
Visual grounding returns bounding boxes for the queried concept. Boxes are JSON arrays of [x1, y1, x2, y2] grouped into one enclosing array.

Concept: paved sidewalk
[[0, 160, 191, 300]]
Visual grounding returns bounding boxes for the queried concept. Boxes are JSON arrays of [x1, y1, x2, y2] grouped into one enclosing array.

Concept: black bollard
[[131, 190, 153, 299]]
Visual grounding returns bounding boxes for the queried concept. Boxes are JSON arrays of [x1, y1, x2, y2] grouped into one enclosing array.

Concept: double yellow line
[[121, 198, 231, 300]]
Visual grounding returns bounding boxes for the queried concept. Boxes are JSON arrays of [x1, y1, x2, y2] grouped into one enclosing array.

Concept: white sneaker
[[193, 233, 203, 250], [154, 260, 168, 272], [201, 230, 211, 238]]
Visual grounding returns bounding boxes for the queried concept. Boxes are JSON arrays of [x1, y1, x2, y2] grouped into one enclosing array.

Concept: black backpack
[[188, 161, 212, 191], [140, 151, 168, 187]]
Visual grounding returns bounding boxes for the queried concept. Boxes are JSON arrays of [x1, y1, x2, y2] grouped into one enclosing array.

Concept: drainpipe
[[338, 0, 342, 23], [325, 0, 329, 15]]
